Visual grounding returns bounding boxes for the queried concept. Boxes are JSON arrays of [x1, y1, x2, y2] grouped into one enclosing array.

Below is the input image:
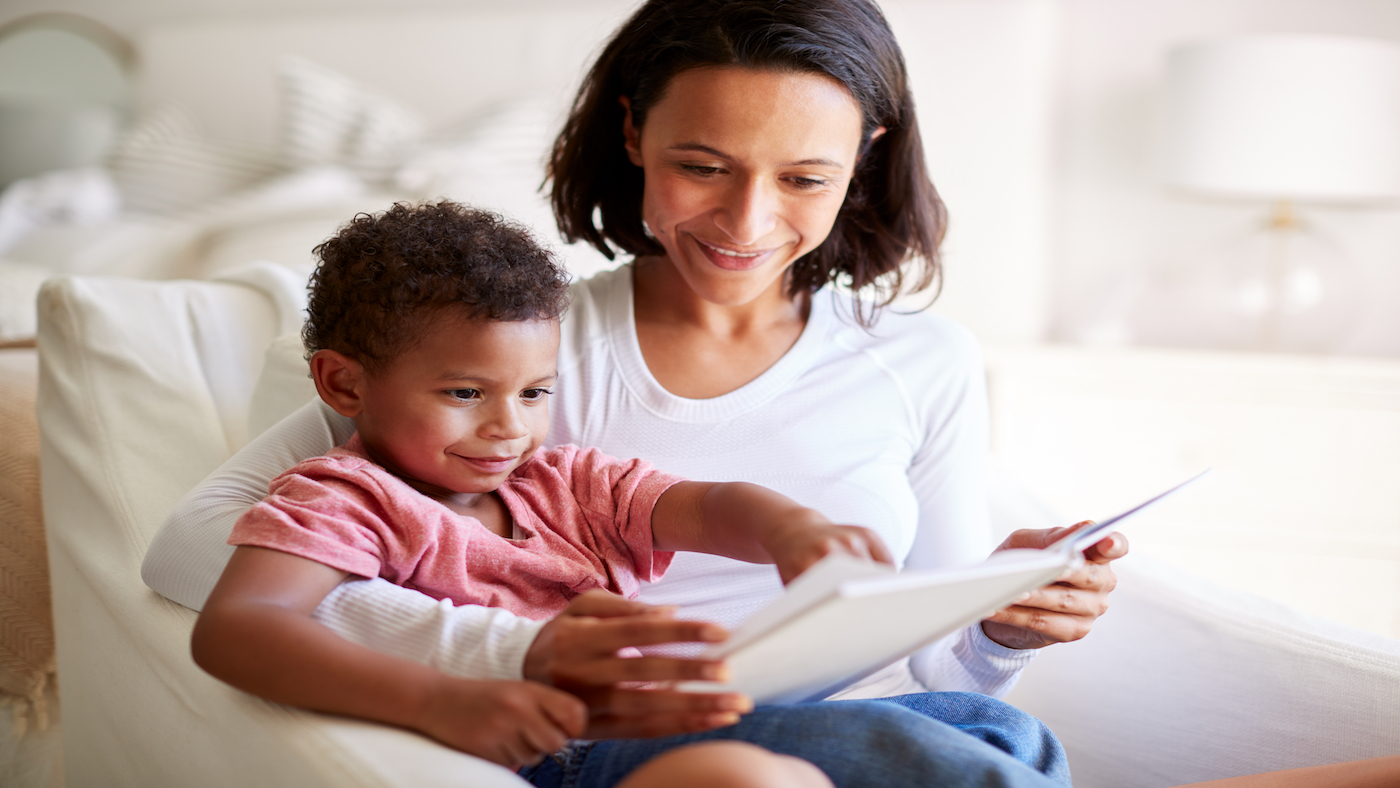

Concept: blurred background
[[0, 0, 1396, 640]]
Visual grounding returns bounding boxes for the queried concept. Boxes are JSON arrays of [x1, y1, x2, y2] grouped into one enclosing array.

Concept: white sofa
[[37, 269, 1400, 788]]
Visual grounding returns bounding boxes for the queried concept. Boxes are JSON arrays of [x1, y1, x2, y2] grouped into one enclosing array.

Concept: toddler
[[192, 201, 890, 788]]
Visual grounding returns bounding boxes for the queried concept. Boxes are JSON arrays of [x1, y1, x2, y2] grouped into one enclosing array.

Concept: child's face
[[353, 313, 559, 499]]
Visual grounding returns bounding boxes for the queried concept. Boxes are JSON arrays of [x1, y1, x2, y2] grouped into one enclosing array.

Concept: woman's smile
[[690, 235, 778, 271]]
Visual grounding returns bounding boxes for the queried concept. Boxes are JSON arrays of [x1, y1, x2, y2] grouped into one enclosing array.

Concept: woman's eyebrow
[[667, 142, 730, 158], [667, 142, 844, 168]]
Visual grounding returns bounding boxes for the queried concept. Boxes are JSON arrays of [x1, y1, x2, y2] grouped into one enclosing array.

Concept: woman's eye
[[681, 164, 724, 176], [789, 176, 828, 190], [521, 388, 553, 402], [446, 389, 480, 401]]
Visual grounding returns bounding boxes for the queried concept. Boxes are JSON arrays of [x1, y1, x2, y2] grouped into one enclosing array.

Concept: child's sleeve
[[144, 399, 545, 680], [229, 460, 392, 580], [556, 446, 684, 585]]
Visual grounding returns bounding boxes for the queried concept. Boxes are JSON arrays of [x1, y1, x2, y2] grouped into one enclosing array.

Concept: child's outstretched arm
[[650, 482, 894, 583], [192, 546, 586, 768]]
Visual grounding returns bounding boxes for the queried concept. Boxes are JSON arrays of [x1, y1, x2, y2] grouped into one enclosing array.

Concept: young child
[[192, 201, 890, 788]]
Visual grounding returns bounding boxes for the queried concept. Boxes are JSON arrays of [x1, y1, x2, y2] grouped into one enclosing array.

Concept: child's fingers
[[516, 723, 568, 767], [537, 684, 589, 738], [496, 686, 581, 768]]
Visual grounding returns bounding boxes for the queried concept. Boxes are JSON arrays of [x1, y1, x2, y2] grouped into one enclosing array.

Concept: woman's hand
[[523, 590, 754, 738], [979, 522, 1128, 650]]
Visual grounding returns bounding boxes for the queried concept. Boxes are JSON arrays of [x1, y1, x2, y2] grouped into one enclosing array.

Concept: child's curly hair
[[304, 201, 570, 374]]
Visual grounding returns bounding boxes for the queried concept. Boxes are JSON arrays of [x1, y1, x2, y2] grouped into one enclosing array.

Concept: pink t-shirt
[[230, 435, 681, 620]]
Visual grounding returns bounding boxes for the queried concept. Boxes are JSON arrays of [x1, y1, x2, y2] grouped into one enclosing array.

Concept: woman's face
[[623, 66, 866, 308]]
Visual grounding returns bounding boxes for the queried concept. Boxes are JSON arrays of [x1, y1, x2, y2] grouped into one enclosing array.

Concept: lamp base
[[1128, 203, 1367, 354]]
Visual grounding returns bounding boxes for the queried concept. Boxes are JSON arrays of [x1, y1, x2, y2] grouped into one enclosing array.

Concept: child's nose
[[483, 401, 529, 440]]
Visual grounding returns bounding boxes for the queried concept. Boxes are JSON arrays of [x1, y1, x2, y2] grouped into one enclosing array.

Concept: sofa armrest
[[37, 274, 528, 787], [1005, 551, 1400, 788]]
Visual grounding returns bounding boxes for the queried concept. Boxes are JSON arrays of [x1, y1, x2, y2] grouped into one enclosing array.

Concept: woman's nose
[[715, 177, 777, 245]]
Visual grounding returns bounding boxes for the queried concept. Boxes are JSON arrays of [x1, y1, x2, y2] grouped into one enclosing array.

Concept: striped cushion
[[108, 108, 281, 215], [278, 57, 423, 182]]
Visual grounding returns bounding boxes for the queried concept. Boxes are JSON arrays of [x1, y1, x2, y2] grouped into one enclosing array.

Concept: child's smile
[[345, 312, 560, 501]]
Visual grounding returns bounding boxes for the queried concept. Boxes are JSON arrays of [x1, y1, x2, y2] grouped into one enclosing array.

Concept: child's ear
[[309, 349, 367, 418]]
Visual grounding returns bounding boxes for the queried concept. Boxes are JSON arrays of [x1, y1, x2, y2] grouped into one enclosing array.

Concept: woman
[[142, 1, 1123, 785]]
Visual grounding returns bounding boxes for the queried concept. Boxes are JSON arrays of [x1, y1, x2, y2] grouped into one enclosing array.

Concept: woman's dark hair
[[304, 201, 570, 374], [549, 0, 946, 321]]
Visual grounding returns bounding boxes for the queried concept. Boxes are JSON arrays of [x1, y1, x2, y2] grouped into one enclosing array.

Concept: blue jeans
[[519, 691, 1071, 788]]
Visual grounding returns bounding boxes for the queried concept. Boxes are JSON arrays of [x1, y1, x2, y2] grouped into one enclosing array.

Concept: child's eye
[[446, 389, 480, 401], [521, 388, 552, 402]]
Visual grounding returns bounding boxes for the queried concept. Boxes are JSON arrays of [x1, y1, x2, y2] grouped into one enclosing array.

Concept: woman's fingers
[[585, 709, 745, 740], [981, 523, 1127, 650], [555, 653, 729, 686], [547, 615, 728, 665], [601, 686, 752, 717], [1083, 531, 1130, 563], [569, 683, 751, 739], [582, 687, 751, 739], [555, 588, 676, 619], [524, 590, 730, 685]]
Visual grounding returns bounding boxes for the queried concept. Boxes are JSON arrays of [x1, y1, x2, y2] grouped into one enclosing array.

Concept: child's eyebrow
[[434, 370, 558, 384]]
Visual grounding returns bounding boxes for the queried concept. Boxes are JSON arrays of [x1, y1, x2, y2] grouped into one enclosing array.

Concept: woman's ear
[[620, 95, 643, 167], [858, 125, 887, 162], [309, 349, 367, 419]]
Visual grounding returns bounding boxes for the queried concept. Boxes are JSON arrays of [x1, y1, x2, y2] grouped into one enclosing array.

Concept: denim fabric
[[519, 692, 1070, 788], [876, 692, 1071, 785]]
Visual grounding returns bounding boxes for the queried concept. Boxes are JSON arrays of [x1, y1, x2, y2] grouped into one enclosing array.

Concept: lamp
[[1149, 34, 1400, 352]]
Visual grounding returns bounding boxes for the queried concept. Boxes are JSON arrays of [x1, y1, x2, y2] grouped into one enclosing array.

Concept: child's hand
[[415, 677, 586, 769], [652, 481, 894, 585], [759, 515, 894, 583]]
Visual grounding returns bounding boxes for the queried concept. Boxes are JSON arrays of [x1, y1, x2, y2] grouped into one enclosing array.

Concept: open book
[[677, 470, 1210, 705]]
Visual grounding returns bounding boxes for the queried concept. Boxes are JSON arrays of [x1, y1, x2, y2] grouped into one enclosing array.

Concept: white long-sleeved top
[[142, 265, 1034, 696]]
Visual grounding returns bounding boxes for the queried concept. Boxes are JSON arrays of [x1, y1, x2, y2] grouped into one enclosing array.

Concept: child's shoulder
[[272, 436, 395, 496], [515, 444, 635, 475]]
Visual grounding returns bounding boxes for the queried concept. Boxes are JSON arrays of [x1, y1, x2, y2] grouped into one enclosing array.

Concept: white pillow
[[0, 166, 121, 254], [278, 57, 424, 182], [395, 97, 617, 280], [109, 108, 282, 216]]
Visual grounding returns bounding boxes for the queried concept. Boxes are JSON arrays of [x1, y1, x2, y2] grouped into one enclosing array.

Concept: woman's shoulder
[[565, 264, 629, 318], [820, 291, 984, 373]]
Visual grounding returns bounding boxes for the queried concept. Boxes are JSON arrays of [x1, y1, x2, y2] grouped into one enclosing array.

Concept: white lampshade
[[1160, 34, 1400, 202]]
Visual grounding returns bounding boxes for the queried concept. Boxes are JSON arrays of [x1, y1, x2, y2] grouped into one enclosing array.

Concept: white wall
[[1052, 0, 1400, 357], [9, 0, 1400, 356]]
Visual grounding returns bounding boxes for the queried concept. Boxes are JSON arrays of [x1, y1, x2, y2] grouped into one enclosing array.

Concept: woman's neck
[[631, 257, 811, 399]]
